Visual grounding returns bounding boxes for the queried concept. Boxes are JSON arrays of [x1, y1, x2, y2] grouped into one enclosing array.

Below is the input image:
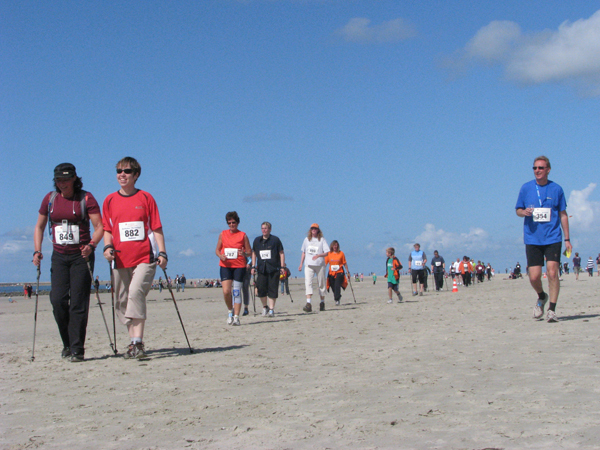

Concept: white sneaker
[[227, 312, 234, 325], [267, 309, 274, 317], [547, 310, 559, 323], [261, 307, 269, 317], [232, 315, 241, 326], [387, 299, 393, 304], [533, 293, 549, 319]]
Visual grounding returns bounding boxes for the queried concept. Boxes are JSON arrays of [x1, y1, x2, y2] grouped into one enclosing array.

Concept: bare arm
[[516, 207, 533, 217], [33, 213, 48, 266], [103, 231, 114, 262], [560, 210, 572, 253], [243, 234, 252, 257], [216, 234, 227, 262], [153, 227, 167, 269], [81, 213, 103, 259], [298, 252, 305, 272]]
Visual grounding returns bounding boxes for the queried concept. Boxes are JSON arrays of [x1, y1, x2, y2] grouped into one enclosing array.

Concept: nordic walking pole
[[162, 268, 193, 354], [108, 259, 118, 354], [31, 264, 41, 362], [86, 260, 117, 354], [345, 267, 356, 303], [251, 273, 256, 314], [287, 281, 294, 303]]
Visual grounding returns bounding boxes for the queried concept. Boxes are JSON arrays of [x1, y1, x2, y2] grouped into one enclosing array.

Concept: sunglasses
[[227, 221, 238, 225], [532, 166, 548, 170], [116, 168, 134, 174]]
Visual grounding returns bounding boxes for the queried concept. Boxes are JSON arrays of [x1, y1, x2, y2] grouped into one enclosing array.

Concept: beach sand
[[1, 274, 599, 449]]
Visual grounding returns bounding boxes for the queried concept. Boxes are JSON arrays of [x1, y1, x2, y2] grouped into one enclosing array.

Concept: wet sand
[[1, 274, 600, 449]]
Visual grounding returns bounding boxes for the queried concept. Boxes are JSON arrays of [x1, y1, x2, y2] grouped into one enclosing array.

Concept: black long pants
[[433, 271, 444, 290], [330, 273, 344, 301], [462, 272, 471, 287], [50, 251, 93, 355]]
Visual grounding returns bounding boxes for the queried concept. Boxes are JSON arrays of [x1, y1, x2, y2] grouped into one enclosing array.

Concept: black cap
[[54, 163, 77, 179]]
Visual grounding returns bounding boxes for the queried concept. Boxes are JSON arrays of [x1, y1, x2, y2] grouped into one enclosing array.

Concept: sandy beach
[[1, 274, 600, 450]]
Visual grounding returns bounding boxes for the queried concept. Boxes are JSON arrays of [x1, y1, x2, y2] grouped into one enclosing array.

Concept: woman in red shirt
[[215, 211, 251, 326], [102, 157, 167, 360]]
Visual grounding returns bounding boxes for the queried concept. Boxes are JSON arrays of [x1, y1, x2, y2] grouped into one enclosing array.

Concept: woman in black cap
[[33, 163, 103, 362]]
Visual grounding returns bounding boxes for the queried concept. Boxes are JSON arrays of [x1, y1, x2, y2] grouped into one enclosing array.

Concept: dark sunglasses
[[227, 221, 238, 225], [532, 166, 547, 170], [116, 168, 134, 174]]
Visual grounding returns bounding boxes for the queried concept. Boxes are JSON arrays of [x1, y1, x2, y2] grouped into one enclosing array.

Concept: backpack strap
[[47, 191, 59, 238], [80, 190, 88, 223]]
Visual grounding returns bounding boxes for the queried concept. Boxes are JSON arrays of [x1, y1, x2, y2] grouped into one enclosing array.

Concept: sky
[[2, 0, 600, 283]]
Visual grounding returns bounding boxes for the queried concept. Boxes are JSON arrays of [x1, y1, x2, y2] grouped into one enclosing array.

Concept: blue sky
[[2, 1, 600, 282]]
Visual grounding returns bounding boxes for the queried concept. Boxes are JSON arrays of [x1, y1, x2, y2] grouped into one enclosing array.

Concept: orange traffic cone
[[452, 279, 458, 292]]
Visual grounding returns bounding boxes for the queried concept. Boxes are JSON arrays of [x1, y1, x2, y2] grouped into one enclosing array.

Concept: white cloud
[[179, 248, 196, 257], [408, 223, 495, 254], [460, 10, 600, 94], [336, 18, 416, 43], [0, 227, 34, 256], [567, 183, 600, 232]]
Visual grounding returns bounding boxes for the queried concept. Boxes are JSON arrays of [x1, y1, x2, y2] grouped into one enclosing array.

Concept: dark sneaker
[[242, 308, 249, 316], [319, 302, 325, 311], [70, 353, 84, 362], [61, 347, 71, 359], [303, 302, 312, 313], [124, 344, 135, 359]]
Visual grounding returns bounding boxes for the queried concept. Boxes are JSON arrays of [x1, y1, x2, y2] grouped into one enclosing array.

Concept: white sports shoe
[[547, 310, 559, 323], [261, 307, 269, 317], [533, 293, 549, 319], [232, 315, 241, 326], [387, 299, 393, 304], [267, 309, 274, 317], [227, 312, 234, 325]]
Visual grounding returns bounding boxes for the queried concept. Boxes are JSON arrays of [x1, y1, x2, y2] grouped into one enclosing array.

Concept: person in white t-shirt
[[452, 259, 462, 285], [298, 223, 329, 313]]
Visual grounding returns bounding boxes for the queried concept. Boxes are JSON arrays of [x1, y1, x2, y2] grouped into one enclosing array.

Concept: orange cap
[[310, 223, 319, 229]]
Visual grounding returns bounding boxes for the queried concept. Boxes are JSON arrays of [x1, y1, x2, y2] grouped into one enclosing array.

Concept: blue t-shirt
[[515, 180, 567, 245], [409, 250, 425, 270]]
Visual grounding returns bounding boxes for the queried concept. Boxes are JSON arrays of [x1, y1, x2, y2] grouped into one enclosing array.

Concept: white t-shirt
[[301, 237, 330, 267]]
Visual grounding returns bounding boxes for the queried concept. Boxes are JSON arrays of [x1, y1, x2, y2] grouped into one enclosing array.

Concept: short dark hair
[[226, 211, 240, 223]]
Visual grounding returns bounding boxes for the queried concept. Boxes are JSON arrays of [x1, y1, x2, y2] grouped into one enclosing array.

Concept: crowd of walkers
[[31, 154, 583, 361]]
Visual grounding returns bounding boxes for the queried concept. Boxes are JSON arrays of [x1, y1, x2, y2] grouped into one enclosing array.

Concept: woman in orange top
[[459, 256, 473, 287], [324, 240, 349, 306], [215, 211, 251, 326]]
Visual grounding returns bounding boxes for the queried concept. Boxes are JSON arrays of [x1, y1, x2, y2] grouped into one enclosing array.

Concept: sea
[[0, 285, 51, 295]]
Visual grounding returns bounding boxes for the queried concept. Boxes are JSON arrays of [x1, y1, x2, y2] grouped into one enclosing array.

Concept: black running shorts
[[411, 270, 425, 284], [525, 242, 562, 267]]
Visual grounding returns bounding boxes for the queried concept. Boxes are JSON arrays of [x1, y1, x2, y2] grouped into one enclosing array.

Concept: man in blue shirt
[[515, 156, 571, 322]]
